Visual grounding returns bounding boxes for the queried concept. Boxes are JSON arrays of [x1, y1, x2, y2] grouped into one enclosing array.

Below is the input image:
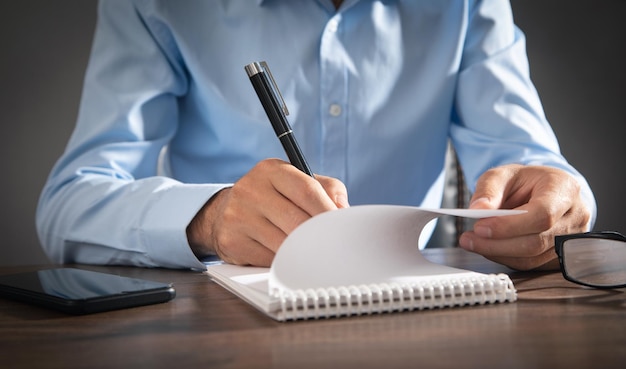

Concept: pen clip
[[260, 61, 289, 116]]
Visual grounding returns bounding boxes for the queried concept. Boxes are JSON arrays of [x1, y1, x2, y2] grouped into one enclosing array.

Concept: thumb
[[469, 165, 520, 210]]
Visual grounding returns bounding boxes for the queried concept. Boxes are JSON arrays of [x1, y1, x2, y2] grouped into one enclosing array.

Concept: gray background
[[1, 1, 624, 266]]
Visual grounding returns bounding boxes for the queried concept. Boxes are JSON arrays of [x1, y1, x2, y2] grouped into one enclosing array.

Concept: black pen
[[244, 61, 315, 178]]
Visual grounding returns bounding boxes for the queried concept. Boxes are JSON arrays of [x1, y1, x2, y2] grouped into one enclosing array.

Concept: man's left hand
[[459, 164, 591, 270]]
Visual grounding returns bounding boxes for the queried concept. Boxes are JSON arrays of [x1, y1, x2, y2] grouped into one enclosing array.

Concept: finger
[[215, 235, 275, 267], [471, 205, 539, 240], [253, 185, 313, 237], [469, 165, 522, 210], [234, 207, 290, 253], [212, 203, 281, 265], [269, 164, 340, 216], [316, 175, 349, 208], [458, 231, 558, 270], [223, 185, 303, 251], [472, 168, 582, 239], [459, 230, 549, 258]]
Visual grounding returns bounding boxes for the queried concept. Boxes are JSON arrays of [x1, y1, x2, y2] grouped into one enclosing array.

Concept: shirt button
[[327, 19, 339, 33], [329, 104, 342, 117]]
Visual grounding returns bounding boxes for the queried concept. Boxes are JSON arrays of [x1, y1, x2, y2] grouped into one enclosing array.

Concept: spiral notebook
[[205, 205, 520, 321]]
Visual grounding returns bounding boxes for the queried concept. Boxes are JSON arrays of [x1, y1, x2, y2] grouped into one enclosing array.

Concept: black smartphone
[[0, 267, 175, 314]]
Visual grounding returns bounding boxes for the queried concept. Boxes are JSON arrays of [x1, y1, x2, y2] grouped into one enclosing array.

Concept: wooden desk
[[1, 248, 624, 369]]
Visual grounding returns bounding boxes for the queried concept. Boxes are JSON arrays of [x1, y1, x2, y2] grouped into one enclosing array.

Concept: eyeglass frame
[[554, 231, 626, 289]]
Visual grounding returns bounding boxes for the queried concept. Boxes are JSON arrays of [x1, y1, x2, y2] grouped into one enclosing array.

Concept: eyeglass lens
[[562, 238, 626, 287]]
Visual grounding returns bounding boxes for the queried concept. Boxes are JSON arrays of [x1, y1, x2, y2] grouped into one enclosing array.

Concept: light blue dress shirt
[[37, 0, 596, 270]]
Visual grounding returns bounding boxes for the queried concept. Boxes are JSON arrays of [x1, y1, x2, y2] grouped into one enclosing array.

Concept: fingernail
[[459, 234, 473, 251], [474, 225, 492, 238]]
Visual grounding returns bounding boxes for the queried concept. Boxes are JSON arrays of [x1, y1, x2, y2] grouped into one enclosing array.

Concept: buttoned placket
[[319, 13, 349, 181]]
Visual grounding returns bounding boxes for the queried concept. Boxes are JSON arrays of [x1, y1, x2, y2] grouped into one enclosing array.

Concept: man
[[37, 0, 595, 271]]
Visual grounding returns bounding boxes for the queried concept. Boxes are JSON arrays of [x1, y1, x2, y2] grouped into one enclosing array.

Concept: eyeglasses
[[554, 231, 626, 289]]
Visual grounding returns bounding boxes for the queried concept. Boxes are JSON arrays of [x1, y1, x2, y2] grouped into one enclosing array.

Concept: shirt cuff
[[140, 182, 232, 270]]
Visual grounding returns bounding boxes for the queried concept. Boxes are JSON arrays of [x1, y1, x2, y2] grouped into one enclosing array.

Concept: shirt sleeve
[[450, 0, 596, 229], [35, 0, 221, 270]]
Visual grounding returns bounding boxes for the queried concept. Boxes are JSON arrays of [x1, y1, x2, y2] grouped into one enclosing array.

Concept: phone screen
[[0, 268, 175, 314]]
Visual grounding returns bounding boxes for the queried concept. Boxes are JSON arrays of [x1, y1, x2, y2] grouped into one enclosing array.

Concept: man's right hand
[[186, 158, 349, 266]]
